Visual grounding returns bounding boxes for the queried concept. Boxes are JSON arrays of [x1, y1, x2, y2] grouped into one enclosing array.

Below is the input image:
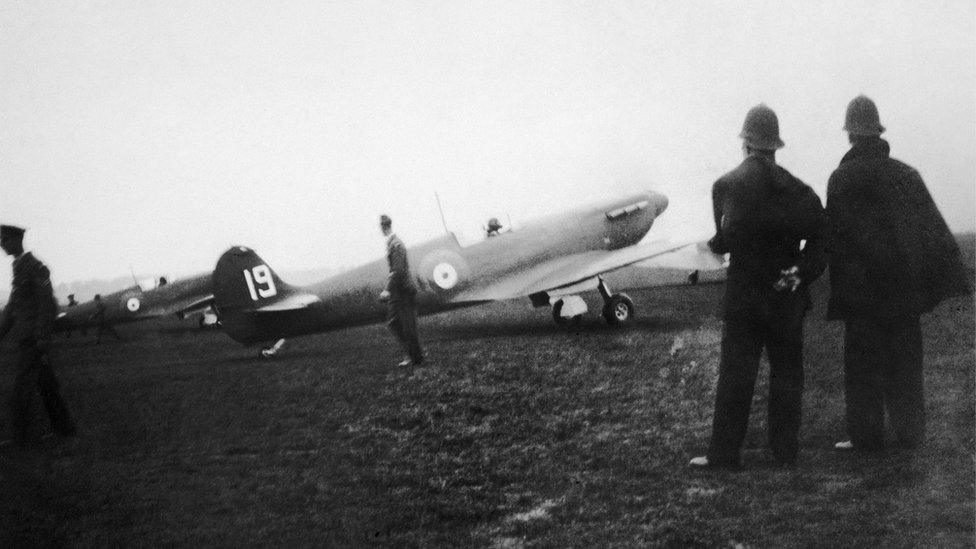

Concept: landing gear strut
[[598, 278, 634, 325]]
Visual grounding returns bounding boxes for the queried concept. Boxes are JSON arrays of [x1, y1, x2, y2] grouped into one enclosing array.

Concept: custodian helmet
[[739, 104, 785, 150], [0, 224, 25, 241], [843, 95, 885, 136]]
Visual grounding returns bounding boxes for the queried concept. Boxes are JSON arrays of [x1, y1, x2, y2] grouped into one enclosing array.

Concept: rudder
[[213, 246, 295, 344], [214, 246, 291, 311]]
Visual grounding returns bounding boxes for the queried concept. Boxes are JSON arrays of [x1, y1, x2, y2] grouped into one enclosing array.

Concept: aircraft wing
[[451, 240, 723, 303], [635, 240, 728, 270], [172, 295, 215, 319]]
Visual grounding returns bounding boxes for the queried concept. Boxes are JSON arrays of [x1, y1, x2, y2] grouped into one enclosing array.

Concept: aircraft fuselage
[[215, 191, 667, 345]]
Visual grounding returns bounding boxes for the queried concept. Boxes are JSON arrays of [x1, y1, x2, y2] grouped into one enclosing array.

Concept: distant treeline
[[1, 235, 973, 310]]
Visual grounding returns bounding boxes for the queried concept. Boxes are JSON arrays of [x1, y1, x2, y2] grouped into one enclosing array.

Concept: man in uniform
[[62, 293, 81, 338], [91, 293, 122, 344], [826, 95, 970, 452], [0, 224, 75, 447], [690, 105, 826, 469], [486, 217, 503, 237], [378, 215, 425, 367]]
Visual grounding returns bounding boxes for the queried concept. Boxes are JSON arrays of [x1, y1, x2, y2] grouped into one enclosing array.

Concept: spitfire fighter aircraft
[[212, 190, 723, 357], [55, 272, 214, 333]]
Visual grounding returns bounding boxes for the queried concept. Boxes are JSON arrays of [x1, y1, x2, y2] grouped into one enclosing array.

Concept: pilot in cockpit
[[485, 217, 503, 238]]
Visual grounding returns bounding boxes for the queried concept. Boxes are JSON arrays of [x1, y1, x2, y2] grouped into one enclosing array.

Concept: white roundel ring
[[126, 297, 141, 312], [432, 262, 459, 290]]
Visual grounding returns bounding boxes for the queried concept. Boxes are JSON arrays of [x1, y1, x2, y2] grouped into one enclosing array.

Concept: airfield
[[1, 272, 973, 546]]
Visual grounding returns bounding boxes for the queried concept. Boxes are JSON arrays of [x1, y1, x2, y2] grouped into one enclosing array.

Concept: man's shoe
[[835, 440, 887, 452], [689, 455, 741, 470]]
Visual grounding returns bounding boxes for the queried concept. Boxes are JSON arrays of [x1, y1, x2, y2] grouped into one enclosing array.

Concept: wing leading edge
[[451, 240, 723, 303]]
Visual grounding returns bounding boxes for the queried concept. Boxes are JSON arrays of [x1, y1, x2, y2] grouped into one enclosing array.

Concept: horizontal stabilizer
[[252, 293, 321, 312]]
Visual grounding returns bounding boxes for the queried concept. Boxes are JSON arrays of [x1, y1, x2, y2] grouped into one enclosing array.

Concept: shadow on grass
[[425, 315, 703, 341], [215, 349, 345, 365]]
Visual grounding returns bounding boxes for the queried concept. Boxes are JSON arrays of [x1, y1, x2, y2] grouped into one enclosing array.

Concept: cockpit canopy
[[135, 276, 170, 292]]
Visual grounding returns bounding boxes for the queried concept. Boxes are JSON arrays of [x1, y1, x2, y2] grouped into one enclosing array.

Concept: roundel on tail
[[417, 249, 470, 293]]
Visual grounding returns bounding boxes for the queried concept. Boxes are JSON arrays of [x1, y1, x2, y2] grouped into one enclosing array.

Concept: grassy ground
[[0, 278, 972, 547]]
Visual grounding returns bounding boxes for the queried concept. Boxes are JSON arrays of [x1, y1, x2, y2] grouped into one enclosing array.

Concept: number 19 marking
[[243, 265, 277, 301]]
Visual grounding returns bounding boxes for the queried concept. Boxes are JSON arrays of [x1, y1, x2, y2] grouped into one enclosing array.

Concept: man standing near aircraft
[[378, 215, 425, 367], [91, 294, 122, 344], [0, 224, 76, 447], [690, 105, 825, 469], [64, 293, 81, 338], [826, 96, 970, 452]]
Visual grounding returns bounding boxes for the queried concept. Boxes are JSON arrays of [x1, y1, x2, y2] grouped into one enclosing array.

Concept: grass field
[[1, 276, 972, 547]]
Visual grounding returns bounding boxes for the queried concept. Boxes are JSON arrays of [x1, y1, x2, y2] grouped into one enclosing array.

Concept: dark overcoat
[[825, 139, 971, 320], [709, 155, 826, 315], [385, 233, 417, 298], [0, 252, 57, 344]]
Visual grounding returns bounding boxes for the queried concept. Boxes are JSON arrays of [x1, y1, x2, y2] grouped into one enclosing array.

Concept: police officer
[[0, 224, 75, 447], [378, 215, 425, 367], [690, 105, 826, 469], [826, 96, 970, 451]]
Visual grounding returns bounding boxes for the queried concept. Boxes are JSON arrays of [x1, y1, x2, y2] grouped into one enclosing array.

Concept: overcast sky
[[1, 1, 973, 294]]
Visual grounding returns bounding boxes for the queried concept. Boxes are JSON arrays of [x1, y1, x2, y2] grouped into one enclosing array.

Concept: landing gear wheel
[[552, 300, 567, 325], [551, 300, 581, 327], [602, 293, 635, 325]]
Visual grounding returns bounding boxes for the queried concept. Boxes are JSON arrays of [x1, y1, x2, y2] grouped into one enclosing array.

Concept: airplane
[[211, 189, 724, 357], [54, 272, 215, 334]]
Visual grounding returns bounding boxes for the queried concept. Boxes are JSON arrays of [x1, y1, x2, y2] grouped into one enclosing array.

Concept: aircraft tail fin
[[214, 246, 324, 345], [213, 246, 292, 312]]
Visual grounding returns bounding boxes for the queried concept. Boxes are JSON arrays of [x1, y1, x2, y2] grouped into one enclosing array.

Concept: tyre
[[602, 293, 635, 325]]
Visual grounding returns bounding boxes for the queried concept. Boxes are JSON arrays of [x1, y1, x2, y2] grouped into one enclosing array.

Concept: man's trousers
[[707, 300, 806, 467], [11, 343, 75, 445], [843, 316, 924, 450], [387, 294, 424, 364]]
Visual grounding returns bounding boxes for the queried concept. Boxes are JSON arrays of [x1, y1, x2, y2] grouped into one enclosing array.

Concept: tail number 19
[[243, 265, 277, 300]]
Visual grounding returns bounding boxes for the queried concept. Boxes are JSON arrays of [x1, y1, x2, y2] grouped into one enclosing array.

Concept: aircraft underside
[[255, 277, 636, 358], [548, 277, 635, 327]]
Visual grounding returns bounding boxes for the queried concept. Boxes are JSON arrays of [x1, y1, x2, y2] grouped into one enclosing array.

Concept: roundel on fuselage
[[126, 297, 141, 312], [417, 249, 470, 293], [432, 262, 459, 289]]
